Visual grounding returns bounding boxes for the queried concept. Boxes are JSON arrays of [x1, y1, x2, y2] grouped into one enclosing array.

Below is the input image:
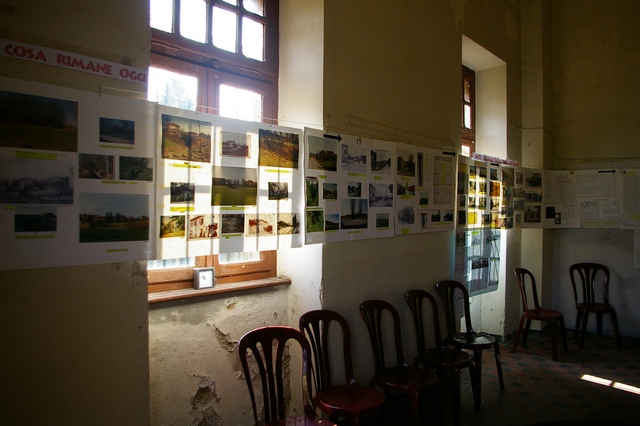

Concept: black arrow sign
[[323, 133, 342, 142]]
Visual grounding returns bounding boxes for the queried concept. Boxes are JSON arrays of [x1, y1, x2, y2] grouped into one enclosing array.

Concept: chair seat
[[271, 416, 336, 426], [526, 308, 564, 321], [421, 347, 474, 367], [313, 383, 385, 418], [577, 302, 615, 313], [451, 332, 496, 348], [372, 366, 438, 392]]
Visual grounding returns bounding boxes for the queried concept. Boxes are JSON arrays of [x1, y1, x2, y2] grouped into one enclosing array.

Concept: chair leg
[[522, 318, 532, 348], [512, 315, 525, 353], [549, 320, 558, 362], [409, 391, 420, 426], [596, 313, 603, 338], [473, 349, 484, 407], [579, 312, 589, 348], [451, 367, 462, 426], [559, 316, 569, 352], [493, 343, 505, 390], [610, 310, 622, 349], [469, 359, 480, 411], [574, 311, 582, 339]]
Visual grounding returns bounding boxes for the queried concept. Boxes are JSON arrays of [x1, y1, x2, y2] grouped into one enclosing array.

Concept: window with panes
[[147, 0, 279, 293], [462, 65, 475, 157]]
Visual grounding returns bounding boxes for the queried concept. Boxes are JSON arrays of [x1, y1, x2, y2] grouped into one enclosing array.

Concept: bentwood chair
[[359, 300, 441, 426], [569, 263, 622, 348], [513, 268, 568, 361], [299, 310, 385, 426], [238, 326, 337, 426], [435, 280, 505, 405], [405, 289, 478, 425]]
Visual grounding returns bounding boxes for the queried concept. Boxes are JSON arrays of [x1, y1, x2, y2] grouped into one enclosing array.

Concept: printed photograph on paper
[[341, 144, 367, 173], [0, 160, 74, 205], [171, 182, 195, 203], [307, 135, 337, 172], [370, 148, 392, 174], [268, 182, 288, 200], [99, 117, 135, 145], [221, 213, 245, 235], [188, 214, 218, 240], [277, 213, 300, 235], [211, 166, 257, 206], [347, 181, 362, 198], [78, 153, 115, 180], [159, 215, 185, 238], [305, 176, 319, 207], [325, 213, 340, 231], [341, 198, 368, 230], [259, 129, 299, 169], [396, 147, 415, 177], [376, 212, 390, 229], [221, 131, 250, 158], [322, 182, 338, 200], [306, 209, 324, 233], [161, 114, 212, 162], [79, 193, 150, 242], [246, 213, 275, 236], [369, 183, 394, 208], [14, 206, 57, 233], [0, 91, 78, 152], [119, 156, 153, 181]]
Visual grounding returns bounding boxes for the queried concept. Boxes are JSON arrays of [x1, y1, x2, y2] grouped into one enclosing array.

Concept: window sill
[[148, 276, 292, 304]]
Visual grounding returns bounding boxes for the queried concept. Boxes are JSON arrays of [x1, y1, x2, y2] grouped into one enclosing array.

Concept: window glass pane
[[180, 0, 207, 43], [150, 0, 174, 32], [461, 145, 470, 157], [212, 6, 238, 53], [221, 0, 238, 5], [148, 67, 199, 111], [242, 17, 264, 61], [464, 104, 472, 129], [464, 79, 471, 102], [148, 257, 196, 270], [243, 0, 264, 16], [219, 84, 262, 122], [219, 252, 261, 264]]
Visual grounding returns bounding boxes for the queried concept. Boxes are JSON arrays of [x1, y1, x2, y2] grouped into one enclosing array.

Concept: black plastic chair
[[360, 299, 441, 426], [569, 263, 621, 348], [435, 280, 505, 405], [238, 326, 337, 426], [405, 289, 478, 425]]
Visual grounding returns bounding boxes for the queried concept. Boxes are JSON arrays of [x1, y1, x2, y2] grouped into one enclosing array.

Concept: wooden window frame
[[462, 65, 475, 156], [148, 0, 281, 301]]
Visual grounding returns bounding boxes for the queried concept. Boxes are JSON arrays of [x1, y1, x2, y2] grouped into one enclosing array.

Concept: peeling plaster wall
[[550, 0, 640, 338]]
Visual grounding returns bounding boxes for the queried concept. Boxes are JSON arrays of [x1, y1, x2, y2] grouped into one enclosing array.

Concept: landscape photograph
[[0, 160, 74, 205], [221, 131, 250, 158], [0, 90, 78, 152], [211, 166, 257, 206], [396, 148, 415, 177], [375, 212, 390, 229], [268, 182, 288, 200], [370, 148, 392, 174], [259, 129, 299, 169], [119, 156, 153, 181], [307, 135, 337, 171], [305, 176, 319, 207], [340, 198, 368, 230], [14, 206, 57, 233], [277, 213, 300, 235], [171, 182, 195, 203], [78, 153, 115, 180], [79, 192, 149, 242], [306, 209, 324, 233], [322, 182, 337, 200], [159, 215, 185, 238], [221, 213, 245, 235], [325, 213, 340, 231], [99, 117, 135, 145], [161, 114, 212, 162], [369, 183, 393, 207]]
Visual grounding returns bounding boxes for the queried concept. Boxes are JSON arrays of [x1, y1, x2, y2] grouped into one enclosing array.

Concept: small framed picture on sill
[[193, 267, 215, 289]]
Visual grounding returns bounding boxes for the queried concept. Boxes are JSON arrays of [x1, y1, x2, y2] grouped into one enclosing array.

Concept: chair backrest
[[359, 299, 408, 373], [299, 310, 358, 391], [569, 262, 611, 305], [238, 326, 315, 425], [435, 280, 475, 338], [405, 289, 444, 355], [513, 268, 542, 312]]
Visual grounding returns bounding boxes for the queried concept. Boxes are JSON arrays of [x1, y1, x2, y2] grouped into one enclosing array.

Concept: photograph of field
[[79, 193, 149, 243], [0, 90, 78, 152], [99, 117, 135, 145], [211, 166, 257, 206], [14, 206, 57, 233], [325, 213, 339, 231], [258, 129, 299, 169], [307, 135, 337, 171], [161, 114, 212, 162]]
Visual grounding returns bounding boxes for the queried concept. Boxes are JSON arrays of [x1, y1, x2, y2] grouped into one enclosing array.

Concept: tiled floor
[[365, 330, 640, 426]]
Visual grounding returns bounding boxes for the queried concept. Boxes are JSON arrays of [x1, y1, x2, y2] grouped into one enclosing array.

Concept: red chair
[[435, 280, 505, 405], [299, 310, 385, 426], [238, 326, 337, 426], [360, 299, 441, 426], [513, 268, 568, 361], [405, 289, 478, 425], [569, 263, 622, 348]]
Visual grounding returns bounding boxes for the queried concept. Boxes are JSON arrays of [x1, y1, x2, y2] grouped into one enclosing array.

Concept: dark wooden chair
[[299, 310, 385, 426], [569, 263, 622, 348], [513, 268, 568, 361], [359, 299, 441, 426], [405, 289, 478, 425], [435, 280, 505, 405], [238, 326, 337, 426]]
